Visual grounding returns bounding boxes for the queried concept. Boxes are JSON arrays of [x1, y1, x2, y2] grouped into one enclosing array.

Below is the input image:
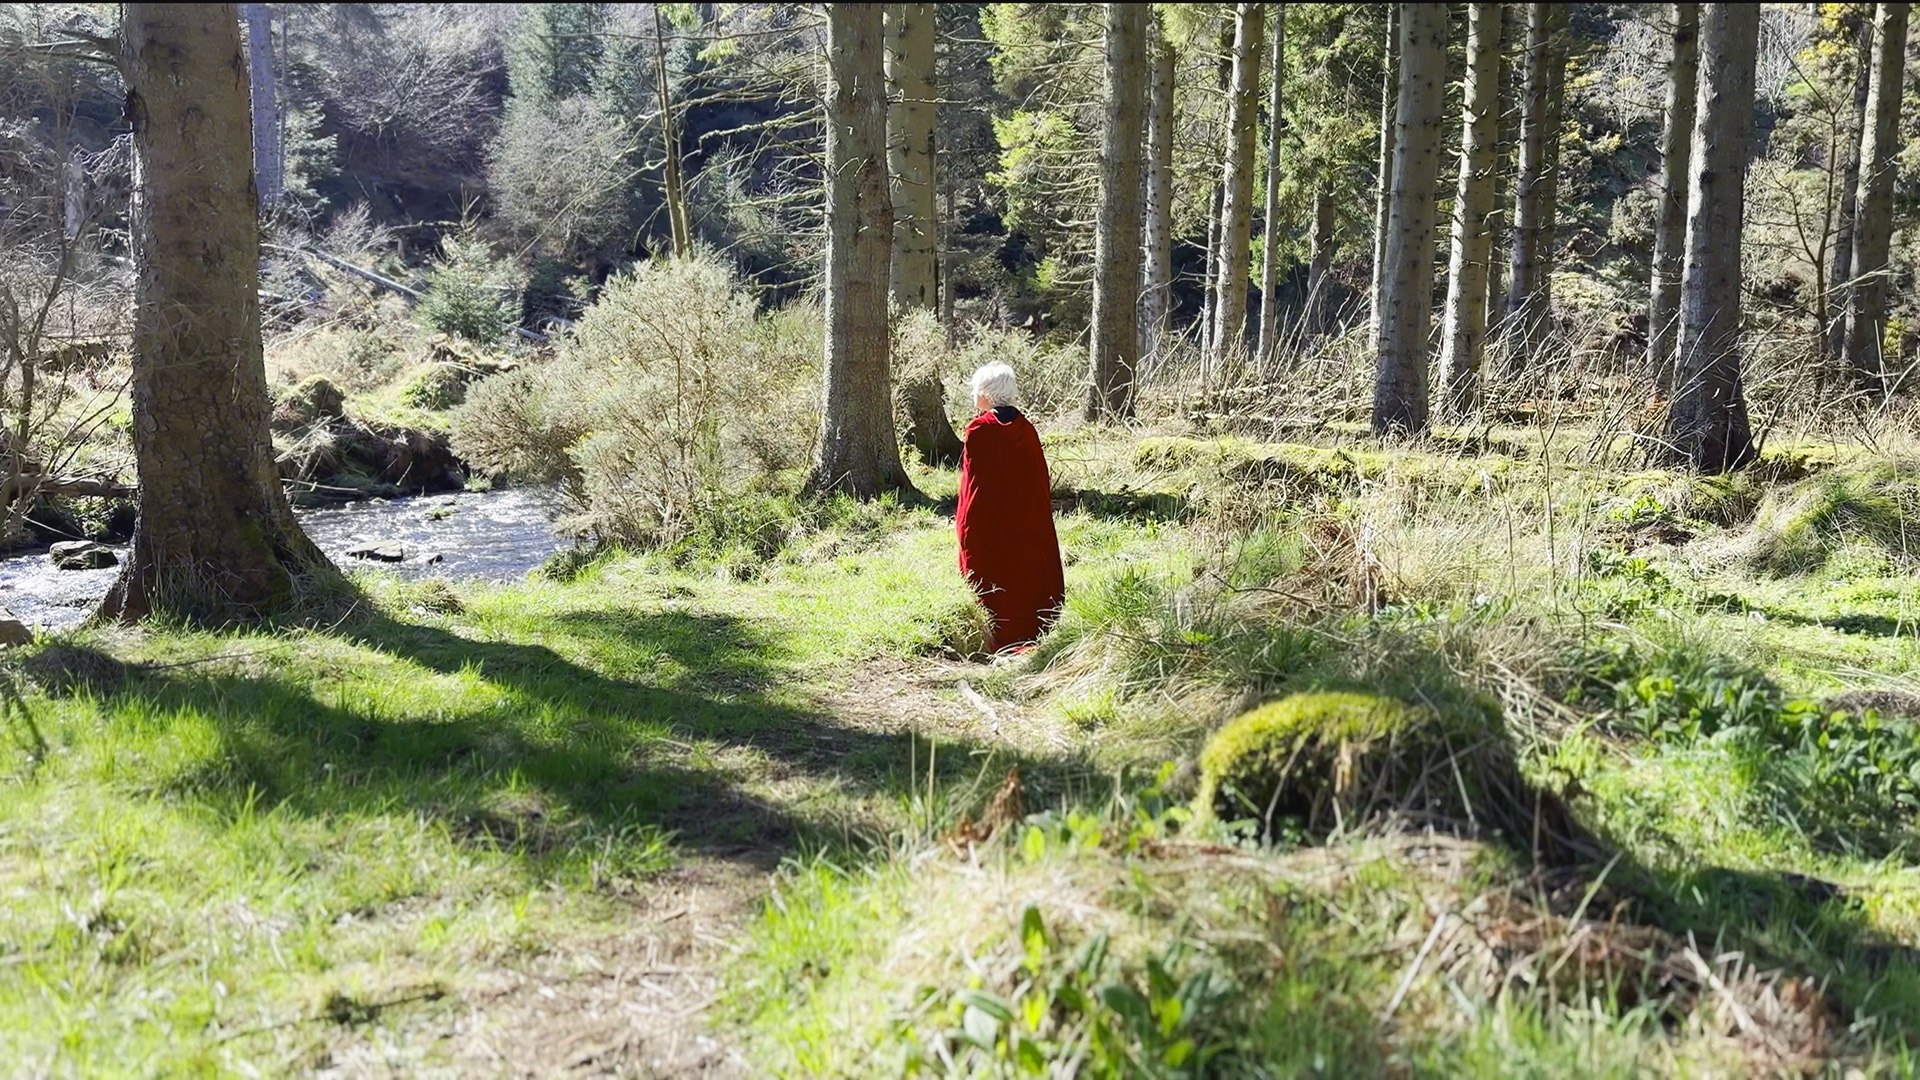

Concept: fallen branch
[[261, 243, 551, 344]]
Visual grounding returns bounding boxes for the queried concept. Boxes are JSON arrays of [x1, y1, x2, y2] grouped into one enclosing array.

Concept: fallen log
[[261, 243, 552, 344]]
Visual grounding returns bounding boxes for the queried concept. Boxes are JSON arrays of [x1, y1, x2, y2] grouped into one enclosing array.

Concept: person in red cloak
[[956, 362, 1065, 652]]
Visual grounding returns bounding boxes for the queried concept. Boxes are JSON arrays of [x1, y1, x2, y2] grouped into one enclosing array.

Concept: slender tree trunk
[[1487, 3, 1518, 333], [1648, 2, 1699, 392], [240, 3, 280, 209], [1825, 17, 1872, 376], [1254, 6, 1286, 374], [886, 3, 960, 466], [1506, 4, 1551, 359], [1843, 1, 1909, 397], [1086, 2, 1147, 420], [807, 5, 917, 497], [1666, 3, 1758, 473], [1534, 3, 1569, 340], [100, 2, 331, 624], [653, 5, 692, 257], [1369, 4, 1399, 350], [1141, 12, 1175, 364], [1372, 3, 1447, 435], [1304, 184, 1335, 339], [1438, 2, 1504, 415], [1210, 3, 1264, 376]]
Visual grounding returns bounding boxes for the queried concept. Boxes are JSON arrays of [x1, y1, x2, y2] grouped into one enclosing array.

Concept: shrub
[[273, 375, 347, 427], [949, 324, 1084, 419], [266, 325, 407, 394], [417, 231, 522, 345], [397, 362, 472, 410], [451, 253, 817, 545]]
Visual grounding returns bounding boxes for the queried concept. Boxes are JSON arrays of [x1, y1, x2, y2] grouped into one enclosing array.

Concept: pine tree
[[1647, 3, 1698, 391], [1437, 2, 1504, 415], [1842, 1, 1910, 396], [1086, 3, 1147, 420], [1372, 3, 1447, 435]]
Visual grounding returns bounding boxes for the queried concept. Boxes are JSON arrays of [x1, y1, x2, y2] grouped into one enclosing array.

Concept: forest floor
[[5, 420, 1920, 1076]]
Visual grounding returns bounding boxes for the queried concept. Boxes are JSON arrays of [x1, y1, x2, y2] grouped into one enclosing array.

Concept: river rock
[[0, 608, 31, 647], [347, 543, 406, 563], [50, 541, 117, 570]]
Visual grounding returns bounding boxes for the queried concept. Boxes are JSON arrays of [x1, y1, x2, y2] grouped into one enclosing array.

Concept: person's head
[[970, 362, 1018, 414]]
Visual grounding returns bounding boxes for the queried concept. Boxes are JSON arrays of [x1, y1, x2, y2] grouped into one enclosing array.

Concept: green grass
[[8, 426, 1920, 1074]]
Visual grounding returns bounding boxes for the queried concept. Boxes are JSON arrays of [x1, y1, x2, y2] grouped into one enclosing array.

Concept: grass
[[7, 421, 1920, 1073]]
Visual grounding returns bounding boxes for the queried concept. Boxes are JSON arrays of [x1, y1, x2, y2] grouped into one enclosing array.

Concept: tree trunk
[[1369, 4, 1399, 351], [886, 3, 960, 466], [1533, 3, 1570, 341], [1438, 2, 1504, 415], [653, 4, 692, 257], [1665, 3, 1758, 473], [1506, 4, 1552, 358], [1140, 12, 1175, 364], [806, 5, 917, 497], [1648, 2, 1699, 392], [1209, 3, 1264, 375], [1372, 3, 1447, 435], [240, 3, 281, 209], [100, 2, 331, 624], [1824, 16, 1872, 375], [1254, 6, 1286, 374], [1086, 3, 1147, 420], [1486, 3, 1518, 332], [1843, 1, 1909, 396], [1303, 184, 1335, 340]]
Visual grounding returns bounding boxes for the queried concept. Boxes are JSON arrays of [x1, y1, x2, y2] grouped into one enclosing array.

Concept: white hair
[[970, 362, 1018, 408]]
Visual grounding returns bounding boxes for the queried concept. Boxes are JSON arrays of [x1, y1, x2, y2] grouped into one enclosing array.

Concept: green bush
[[450, 253, 816, 545], [273, 375, 347, 427], [397, 362, 472, 410], [417, 232, 521, 345]]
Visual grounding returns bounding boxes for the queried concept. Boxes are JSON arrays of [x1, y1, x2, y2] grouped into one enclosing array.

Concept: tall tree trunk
[[1304, 184, 1335, 339], [1666, 3, 1759, 473], [1648, 2, 1699, 392], [1210, 3, 1264, 374], [1372, 3, 1447, 435], [886, 3, 960, 467], [1825, 15, 1873, 376], [1369, 4, 1399, 351], [1140, 12, 1175, 364], [1438, 2, 1504, 415], [1533, 3, 1569, 341], [653, 5, 692, 257], [1086, 2, 1147, 420], [1843, 1, 1909, 396], [100, 2, 331, 624], [1506, 4, 1552, 358], [240, 3, 280, 209], [806, 5, 917, 497], [1486, 3, 1518, 332], [1254, 6, 1286, 374]]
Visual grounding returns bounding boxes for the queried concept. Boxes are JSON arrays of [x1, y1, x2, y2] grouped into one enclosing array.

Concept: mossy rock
[[1193, 691, 1576, 854], [1748, 460, 1920, 575], [274, 375, 347, 428]]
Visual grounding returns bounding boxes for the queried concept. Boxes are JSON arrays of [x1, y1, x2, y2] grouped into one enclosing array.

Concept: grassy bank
[[4, 423, 1920, 1074]]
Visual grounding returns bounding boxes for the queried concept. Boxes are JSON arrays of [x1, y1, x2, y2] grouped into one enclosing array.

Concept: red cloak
[[956, 406, 1065, 651]]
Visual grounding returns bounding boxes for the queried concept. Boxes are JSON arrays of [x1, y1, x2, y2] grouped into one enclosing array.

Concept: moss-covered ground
[[6, 424, 1920, 1075]]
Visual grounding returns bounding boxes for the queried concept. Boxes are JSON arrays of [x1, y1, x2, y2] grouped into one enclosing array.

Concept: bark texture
[[1086, 2, 1147, 420], [1303, 185, 1335, 340], [807, 4, 916, 497], [240, 3, 280, 208], [1438, 2, 1504, 415], [886, 3, 960, 466], [1534, 3, 1569, 331], [1210, 4, 1264, 371], [1505, 3, 1555, 356], [653, 5, 692, 257], [101, 2, 331, 624], [1254, 7, 1285, 373], [1647, 2, 1698, 391], [1369, 4, 1399, 351], [1665, 3, 1758, 473], [1843, 1, 1909, 396], [1825, 16, 1872, 373], [1371, 3, 1447, 435], [1140, 12, 1175, 363]]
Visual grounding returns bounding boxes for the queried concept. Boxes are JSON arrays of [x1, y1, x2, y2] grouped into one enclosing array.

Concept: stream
[[0, 487, 569, 630]]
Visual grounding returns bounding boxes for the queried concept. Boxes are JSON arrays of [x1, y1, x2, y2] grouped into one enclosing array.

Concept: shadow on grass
[[14, 605, 1106, 877]]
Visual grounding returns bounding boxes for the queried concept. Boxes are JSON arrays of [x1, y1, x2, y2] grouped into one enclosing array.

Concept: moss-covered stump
[[1747, 459, 1920, 575], [1194, 691, 1588, 860], [273, 375, 347, 428]]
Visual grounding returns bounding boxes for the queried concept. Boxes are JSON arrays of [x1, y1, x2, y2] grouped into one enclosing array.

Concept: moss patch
[[1747, 459, 1920, 575]]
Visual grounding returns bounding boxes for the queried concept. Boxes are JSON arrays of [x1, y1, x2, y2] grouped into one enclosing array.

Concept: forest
[[3, 0, 1920, 1074]]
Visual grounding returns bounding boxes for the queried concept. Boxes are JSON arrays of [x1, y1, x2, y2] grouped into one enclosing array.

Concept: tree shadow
[[14, 605, 1107, 877]]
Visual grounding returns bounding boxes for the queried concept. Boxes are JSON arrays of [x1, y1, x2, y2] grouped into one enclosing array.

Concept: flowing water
[[0, 488, 569, 630]]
